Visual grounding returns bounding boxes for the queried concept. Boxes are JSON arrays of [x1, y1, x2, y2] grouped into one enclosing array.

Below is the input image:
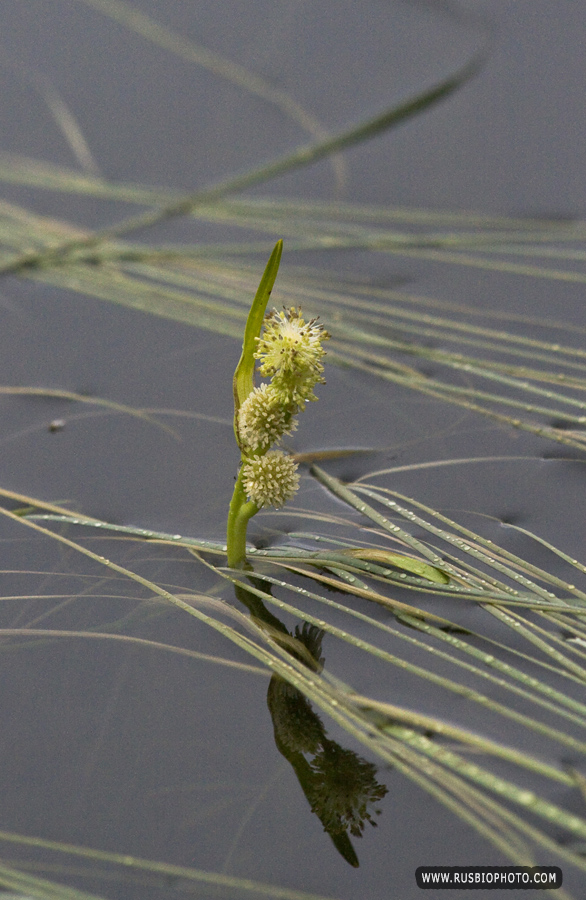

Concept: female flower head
[[242, 449, 300, 508], [237, 382, 297, 452]]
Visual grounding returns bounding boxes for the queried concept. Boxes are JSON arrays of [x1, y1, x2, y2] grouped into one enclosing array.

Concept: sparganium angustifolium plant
[[227, 241, 329, 568]]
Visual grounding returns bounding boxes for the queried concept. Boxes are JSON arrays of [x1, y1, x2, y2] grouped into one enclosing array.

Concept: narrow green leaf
[[232, 239, 283, 431], [344, 547, 450, 583]]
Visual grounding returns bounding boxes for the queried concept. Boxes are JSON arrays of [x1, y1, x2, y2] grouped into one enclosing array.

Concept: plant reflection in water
[[235, 581, 388, 867]]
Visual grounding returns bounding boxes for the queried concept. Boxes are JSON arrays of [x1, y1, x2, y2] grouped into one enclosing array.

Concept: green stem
[[226, 467, 258, 569]]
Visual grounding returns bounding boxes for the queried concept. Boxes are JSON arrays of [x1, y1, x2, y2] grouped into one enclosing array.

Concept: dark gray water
[[0, 2, 584, 898]]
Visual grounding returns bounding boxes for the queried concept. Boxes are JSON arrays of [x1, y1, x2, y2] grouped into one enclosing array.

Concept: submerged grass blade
[[75, 0, 348, 190], [0, 830, 341, 900], [0, 47, 484, 274], [0, 861, 109, 900]]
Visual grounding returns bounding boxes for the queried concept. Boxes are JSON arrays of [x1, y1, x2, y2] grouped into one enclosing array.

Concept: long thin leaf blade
[[233, 239, 282, 416]]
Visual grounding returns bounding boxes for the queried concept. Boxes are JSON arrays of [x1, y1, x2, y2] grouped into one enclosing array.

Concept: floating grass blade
[[4, 485, 586, 880]]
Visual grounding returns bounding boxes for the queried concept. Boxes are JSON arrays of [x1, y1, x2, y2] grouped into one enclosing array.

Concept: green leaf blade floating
[[343, 548, 450, 584]]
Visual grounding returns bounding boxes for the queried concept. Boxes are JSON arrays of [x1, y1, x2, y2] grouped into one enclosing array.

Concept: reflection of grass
[[1, 0, 586, 896]]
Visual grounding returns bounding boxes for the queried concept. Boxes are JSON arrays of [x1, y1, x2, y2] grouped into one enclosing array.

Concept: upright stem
[[226, 468, 258, 569]]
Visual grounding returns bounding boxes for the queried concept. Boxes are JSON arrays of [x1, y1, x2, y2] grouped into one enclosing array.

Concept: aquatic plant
[[227, 242, 329, 568]]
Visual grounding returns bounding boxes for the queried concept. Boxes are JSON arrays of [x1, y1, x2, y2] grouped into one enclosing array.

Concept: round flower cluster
[[242, 450, 300, 509], [254, 307, 330, 407], [238, 382, 297, 452]]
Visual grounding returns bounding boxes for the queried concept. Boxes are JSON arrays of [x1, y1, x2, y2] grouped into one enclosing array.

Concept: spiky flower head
[[242, 449, 300, 508], [255, 307, 330, 406], [237, 383, 297, 452]]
